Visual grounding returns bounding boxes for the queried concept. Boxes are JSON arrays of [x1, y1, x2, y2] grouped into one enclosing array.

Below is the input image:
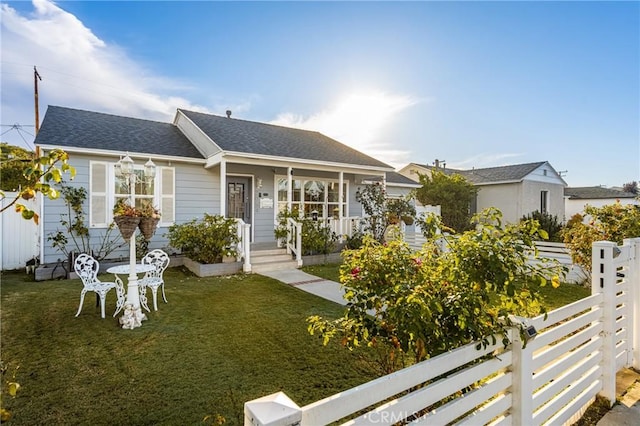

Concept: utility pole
[[34, 66, 42, 157], [34, 66, 42, 135]]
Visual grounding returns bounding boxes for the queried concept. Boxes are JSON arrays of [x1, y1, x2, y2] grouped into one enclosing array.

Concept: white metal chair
[[139, 249, 170, 311], [74, 253, 125, 318]]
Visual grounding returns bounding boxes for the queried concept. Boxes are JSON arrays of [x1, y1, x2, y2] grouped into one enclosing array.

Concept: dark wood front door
[[227, 177, 251, 225]]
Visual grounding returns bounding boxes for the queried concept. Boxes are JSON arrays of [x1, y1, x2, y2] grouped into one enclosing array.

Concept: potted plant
[[138, 201, 161, 240], [113, 199, 140, 240]]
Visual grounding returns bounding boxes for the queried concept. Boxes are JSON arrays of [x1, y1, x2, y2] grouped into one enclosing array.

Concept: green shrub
[[167, 214, 239, 264], [275, 208, 338, 255], [521, 210, 564, 242], [562, 202, 640, 273]]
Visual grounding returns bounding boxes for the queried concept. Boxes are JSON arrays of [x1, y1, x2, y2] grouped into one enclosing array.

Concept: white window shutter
[[159, 167, 175, 225], [90, 162, 108, 227]]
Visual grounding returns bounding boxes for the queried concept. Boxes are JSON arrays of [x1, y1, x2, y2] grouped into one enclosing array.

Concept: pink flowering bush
[[308, 208, 565, 373]]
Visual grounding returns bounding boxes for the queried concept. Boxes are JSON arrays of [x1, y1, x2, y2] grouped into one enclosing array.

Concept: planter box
[[183, 257, 242, 277], [302, 252, 342, 266]]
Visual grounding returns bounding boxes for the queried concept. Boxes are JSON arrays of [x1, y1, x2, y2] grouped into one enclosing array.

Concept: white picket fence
[[0, 192, 40, 270], [244, 238, 640, 426]]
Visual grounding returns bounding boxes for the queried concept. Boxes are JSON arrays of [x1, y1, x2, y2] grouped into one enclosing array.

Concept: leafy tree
[[563, 202, 640, 273], [308, 208, 563, 373], [0, 147, 75, 223], [355, 183, 416, 243], [0, 143, 35, 191], [521, 210, 564, 242], [622, 181, 638, 195], [414, 170, 478, 233]]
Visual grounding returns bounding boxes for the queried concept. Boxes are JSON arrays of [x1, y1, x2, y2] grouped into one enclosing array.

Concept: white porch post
[[220, 159, 226, 216], [338, 171, 344, 236], [287, 167, 293, 212]]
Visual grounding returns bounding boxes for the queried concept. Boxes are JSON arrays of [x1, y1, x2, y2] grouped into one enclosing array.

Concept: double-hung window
[[90, 161, 175, 227]]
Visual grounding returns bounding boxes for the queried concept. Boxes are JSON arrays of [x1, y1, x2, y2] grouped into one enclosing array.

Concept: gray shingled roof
[[369, 171, 421, 186], [180, 109, 391, 169], [412, 161, 547, 184], [457, 162, 546, 184], [565, 186, 638, 200], [35, 106, 204, 159]]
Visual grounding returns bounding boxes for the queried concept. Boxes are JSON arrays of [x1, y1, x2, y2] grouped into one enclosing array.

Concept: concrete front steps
[[250, 247, 299, 274]]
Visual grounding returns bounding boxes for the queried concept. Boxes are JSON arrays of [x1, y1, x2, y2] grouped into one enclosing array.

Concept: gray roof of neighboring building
[[411, 161, 548, 184], [179, 109, 391, 169], [35, 106, 204, 159], [565, 186, 638, 200], [369, 171, 421, 186]]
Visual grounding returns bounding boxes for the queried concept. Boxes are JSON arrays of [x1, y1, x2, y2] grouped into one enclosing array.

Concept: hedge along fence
[[245, 238, 640, 425]]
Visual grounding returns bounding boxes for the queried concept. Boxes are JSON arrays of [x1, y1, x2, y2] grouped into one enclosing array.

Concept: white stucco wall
[[565, 197, 639, 219]]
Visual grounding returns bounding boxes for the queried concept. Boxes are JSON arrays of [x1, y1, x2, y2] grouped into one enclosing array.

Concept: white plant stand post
[[116, 154, 155, 330]]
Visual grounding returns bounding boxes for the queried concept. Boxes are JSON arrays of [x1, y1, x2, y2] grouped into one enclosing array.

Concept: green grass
[[2, 264, 592, 425], [1, 267, 377, 425], [302, 263, 592, 312]]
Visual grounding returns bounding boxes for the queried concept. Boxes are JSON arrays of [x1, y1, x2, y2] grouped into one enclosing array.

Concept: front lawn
[[0, 268, 377, 425]]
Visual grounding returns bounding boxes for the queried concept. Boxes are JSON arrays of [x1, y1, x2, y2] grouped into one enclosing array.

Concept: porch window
[[90, 161, 175, 227], [276, 177, 347, 219]]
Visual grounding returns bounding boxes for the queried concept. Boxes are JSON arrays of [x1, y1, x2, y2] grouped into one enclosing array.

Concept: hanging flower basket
[[114, 215, 140, 240], [139, 217, 160, 240]]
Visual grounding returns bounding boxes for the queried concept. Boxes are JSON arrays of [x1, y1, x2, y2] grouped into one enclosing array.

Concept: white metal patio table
[[107, 263, 154, 327]]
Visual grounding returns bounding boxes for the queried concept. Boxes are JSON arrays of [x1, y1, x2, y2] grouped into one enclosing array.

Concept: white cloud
[[449, 152, 526, 170], [270, 91, 420, 167], [1, 0, 418, 168], [0, 0, 211, 148]]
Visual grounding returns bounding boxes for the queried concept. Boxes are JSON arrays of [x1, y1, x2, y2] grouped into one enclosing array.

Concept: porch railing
[[327, 216, 361, 240], [286, 218, 303, 266], [234, 219, 251, 273]]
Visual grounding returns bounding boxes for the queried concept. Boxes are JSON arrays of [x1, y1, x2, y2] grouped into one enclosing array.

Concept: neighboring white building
[[398, 161, 567, 224], [564, 186, 639, 219]]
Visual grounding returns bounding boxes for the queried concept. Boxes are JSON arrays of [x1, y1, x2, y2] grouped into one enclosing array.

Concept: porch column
[[220, 159, 226, 216], [287, 167, 293, 212], [338, 171, 344, 235]]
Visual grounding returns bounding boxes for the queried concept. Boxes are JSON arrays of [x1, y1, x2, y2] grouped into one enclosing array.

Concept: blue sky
[[1, 0, 638, 187]]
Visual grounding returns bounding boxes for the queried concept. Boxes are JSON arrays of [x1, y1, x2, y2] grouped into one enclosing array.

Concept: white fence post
[[625, 237, 640, 370], [244, 391, 301, 426], [592, 241, 617, 407], [510, 327, 534, 423]]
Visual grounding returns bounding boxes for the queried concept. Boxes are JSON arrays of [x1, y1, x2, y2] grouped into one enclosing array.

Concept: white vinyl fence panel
[[1, 192, 39, 270], [245, 238, 640, 426]]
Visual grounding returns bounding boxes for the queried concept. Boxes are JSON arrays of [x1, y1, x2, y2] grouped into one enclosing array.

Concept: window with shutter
[[159, 167, 175, 225], [89, 161, 175, 227], [90, 162, 108, 227]]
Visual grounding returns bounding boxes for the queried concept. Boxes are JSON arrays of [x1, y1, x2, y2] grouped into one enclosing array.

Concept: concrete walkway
[[262, 269, 640, 425], [597, 368, 640, 425], [260, 269, 347, 306]]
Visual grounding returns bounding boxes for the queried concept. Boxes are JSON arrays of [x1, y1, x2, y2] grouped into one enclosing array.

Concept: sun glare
[[271, 90, 418, 165]]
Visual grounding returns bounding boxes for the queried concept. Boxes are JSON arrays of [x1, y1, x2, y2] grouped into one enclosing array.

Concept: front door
[[227, 177, 251, 226]]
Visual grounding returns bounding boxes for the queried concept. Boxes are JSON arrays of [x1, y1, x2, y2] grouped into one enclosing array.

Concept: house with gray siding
[[35, 106, 405, 265], [398, 161, 567, 224]]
